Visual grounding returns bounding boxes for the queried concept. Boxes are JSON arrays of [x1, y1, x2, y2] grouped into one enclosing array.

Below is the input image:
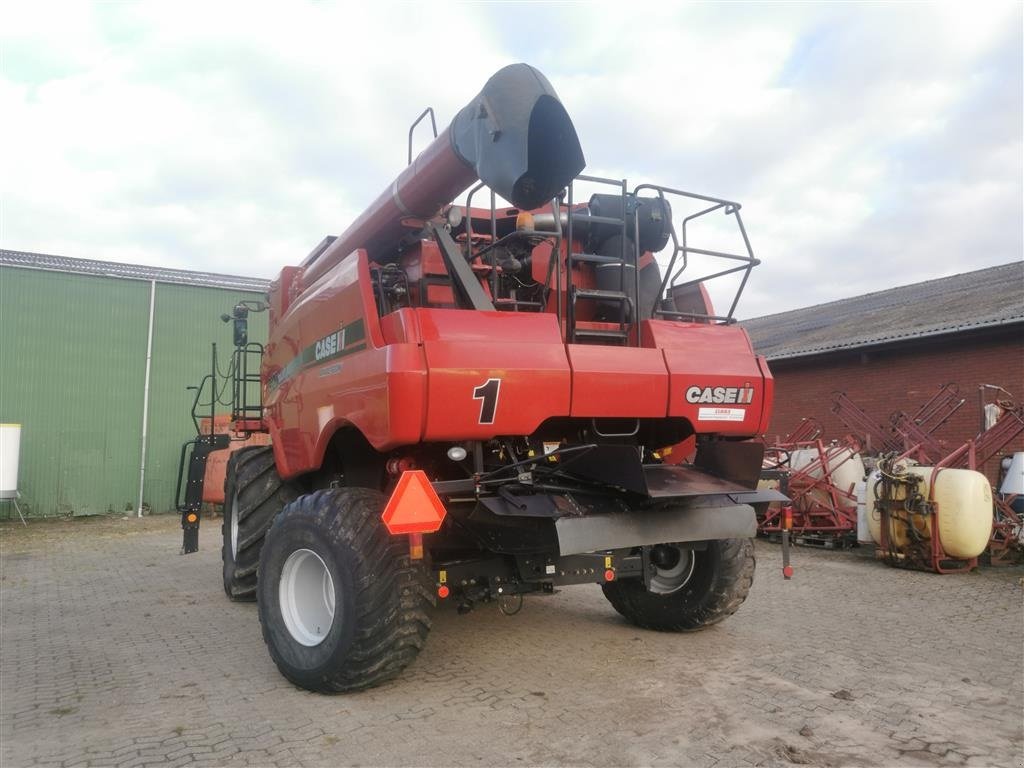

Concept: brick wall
[[762, 327, 1024, 482]]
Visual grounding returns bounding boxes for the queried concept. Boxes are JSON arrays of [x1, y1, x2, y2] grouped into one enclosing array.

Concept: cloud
[[1, 2, 1020, 318]]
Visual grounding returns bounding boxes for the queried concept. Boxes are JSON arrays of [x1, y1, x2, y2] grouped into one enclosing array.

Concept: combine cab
[[182, 64, 782, 692]]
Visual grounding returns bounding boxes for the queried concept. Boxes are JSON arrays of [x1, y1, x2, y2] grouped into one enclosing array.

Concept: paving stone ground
[[1, 514, 1021, 768]]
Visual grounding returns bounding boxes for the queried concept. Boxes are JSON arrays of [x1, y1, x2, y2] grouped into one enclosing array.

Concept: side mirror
[[233, 316, 248, 347], [222, 306, 249, 347]]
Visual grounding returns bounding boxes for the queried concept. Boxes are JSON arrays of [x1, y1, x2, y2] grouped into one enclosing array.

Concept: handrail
[[407, 108, 438, 165]]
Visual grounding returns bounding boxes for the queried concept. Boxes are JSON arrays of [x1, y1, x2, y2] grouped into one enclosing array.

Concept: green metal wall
[[145, 283, 268, 510], [0, 266, 266, 517]]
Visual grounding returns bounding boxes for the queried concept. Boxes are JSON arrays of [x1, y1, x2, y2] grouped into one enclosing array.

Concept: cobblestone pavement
[[1, 515, 1021, 768]]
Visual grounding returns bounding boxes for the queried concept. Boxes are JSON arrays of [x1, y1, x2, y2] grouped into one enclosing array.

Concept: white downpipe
[[137, 280, 156, 517]]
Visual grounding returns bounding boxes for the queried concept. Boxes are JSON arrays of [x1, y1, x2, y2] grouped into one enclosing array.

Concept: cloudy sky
[[2, 2, 1021, 319]]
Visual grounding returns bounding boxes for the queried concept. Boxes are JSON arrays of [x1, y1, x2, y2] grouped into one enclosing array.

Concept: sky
[[2, 2, 1021, 319]]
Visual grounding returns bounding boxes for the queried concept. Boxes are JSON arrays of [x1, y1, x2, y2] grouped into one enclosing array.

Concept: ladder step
[[572, 328, 629, 341], [573, 288, 630, 302], [570, 252, 623, 265], [494, 299, 544, 310]]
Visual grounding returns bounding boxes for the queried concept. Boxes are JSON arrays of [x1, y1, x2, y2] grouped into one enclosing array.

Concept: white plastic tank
[[999, 452, 1024, 495], [855, 479, 871, 544], [0, 423, 21, 500], [789, 445, 865, 511], [866, 465, 993, 559]]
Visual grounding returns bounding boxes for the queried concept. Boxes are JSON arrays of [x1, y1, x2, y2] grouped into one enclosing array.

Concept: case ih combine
[[177, 63, 782, 692]]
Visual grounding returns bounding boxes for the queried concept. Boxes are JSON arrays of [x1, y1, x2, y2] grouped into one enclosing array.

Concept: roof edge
[[762, 315, 1024, 361], [0, 248, 271, 292], [741, 261, 1023, 325]]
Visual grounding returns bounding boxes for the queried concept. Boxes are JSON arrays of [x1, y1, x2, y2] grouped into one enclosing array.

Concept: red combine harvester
[[177, 64, 782, 692]]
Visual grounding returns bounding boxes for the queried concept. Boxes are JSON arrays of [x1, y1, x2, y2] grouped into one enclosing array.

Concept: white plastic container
[[855, 479, 871, 544], [789, 446, 865, 511], [0, 423, 22, 500], [999, 452, 1024, 495]]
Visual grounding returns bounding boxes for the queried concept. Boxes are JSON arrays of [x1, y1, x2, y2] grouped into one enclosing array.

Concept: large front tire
[[222, 446, 298, 601], [602, 538, 755, 631], [257, 488, 433, 693]]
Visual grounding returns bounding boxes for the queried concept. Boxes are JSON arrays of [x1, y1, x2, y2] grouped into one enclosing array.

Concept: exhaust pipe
[[301, 63, 585, 287]]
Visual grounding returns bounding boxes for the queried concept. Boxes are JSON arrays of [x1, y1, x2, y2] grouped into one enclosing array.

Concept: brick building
[[742, 262, 1023, 481]]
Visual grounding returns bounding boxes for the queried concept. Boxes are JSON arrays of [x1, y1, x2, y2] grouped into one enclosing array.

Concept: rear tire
[[222, 446, 298, 601], [257, 488, 433, 693], [602, 538, 755, 631]]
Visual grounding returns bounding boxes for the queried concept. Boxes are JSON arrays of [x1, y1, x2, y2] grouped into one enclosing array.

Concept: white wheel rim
[[230, 495, 240, 559], [279, 548, 336, 646], [649, 546, 696, 595]]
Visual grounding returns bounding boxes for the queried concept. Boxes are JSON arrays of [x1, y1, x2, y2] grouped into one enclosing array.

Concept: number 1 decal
[[473, 378, 501, 424]]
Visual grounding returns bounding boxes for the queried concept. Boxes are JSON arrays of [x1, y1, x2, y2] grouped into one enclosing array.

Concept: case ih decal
[[698, 407, 747, 422], [267, 319, 366, 392], [685, 385, 755, 405]]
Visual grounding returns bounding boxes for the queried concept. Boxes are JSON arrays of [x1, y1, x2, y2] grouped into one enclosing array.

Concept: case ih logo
[[268, 319, 366, 392], [315, 330, 342, 361], [685, 385, 755, 405]]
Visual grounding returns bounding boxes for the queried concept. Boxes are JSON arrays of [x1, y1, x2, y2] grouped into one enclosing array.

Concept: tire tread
[[602, 538, 755, 631], [259, 488, 433, 693], [222, 445, 298, 601]]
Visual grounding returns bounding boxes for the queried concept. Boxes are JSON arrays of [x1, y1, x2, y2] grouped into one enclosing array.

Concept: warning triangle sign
[[381, 470, 447, 535]]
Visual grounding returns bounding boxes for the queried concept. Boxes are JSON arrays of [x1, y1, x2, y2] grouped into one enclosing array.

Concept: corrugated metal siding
[[1, 269, 148, 515], [0, 265, 266, 517]]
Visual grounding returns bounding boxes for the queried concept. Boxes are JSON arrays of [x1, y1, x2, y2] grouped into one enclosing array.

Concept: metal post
[[563, 183, 572, 341], [136, 279, 156, 517], [551, 196, 563, 336], [781, 505, 793, 580]]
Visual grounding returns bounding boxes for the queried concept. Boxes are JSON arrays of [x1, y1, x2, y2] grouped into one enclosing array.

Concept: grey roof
[[0, 248, 271, 293], [742, 261, 1024, 361]]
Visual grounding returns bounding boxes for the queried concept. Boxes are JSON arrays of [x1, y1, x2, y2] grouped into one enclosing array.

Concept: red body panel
[[198, 416, 272, 504], [264, 251, 427, 478], [417, 310, 571, 440], [640, 320, 770, 436], [567, 345, 668, 418], [756, 355, 775, 434], [264, 241, 773, 480]]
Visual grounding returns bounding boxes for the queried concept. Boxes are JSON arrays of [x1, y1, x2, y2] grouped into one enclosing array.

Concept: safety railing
[[451, 176, 760, 340], [637, 184, 759, 324]]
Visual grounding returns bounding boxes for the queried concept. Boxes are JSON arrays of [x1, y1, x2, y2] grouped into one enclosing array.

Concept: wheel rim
[[279, 548, 336, 646], [649, 545, 696, 595], [230, 495, 240, 560]]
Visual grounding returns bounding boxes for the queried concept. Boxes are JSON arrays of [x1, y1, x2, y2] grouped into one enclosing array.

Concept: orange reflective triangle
[[381, 470, 447, 535]]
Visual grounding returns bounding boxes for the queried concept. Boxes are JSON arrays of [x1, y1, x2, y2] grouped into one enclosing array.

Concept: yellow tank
[[867, 466, 993, 559]]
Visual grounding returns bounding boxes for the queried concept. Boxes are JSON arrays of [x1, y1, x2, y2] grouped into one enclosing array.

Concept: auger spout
[[301, 63, 585, 287]]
